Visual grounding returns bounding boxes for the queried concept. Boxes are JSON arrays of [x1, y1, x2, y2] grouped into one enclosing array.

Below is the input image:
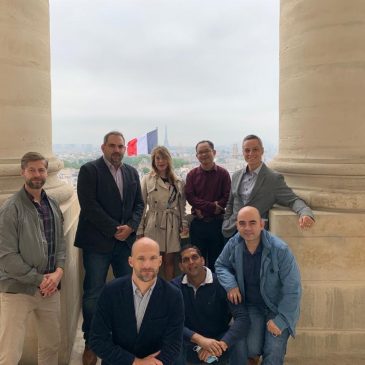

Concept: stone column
[[0, 2, 81, 364], [271, 0, 365, 211], [0, 0, 73, 205], [269, 1, 365, 363]]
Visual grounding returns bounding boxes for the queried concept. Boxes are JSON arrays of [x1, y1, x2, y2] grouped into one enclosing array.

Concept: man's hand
[[197, 348, 212, 362], [227, 287, 242, 304], [114, 225, 133, 241], [213, 201, 224, 215], [196, 341, 228, 361], [39, 267, 63, 297], [266, 319, 282, 337], [195, 209, 204, 219], [191, 334, 224, 356], [133, 351, 162, 365], [299, 215, 315, 230], [218, 341, 228, 352]]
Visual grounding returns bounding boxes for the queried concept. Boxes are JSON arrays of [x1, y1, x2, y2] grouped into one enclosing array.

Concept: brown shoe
[[82, 345, 97, 365], [247, 356, 260, 365]]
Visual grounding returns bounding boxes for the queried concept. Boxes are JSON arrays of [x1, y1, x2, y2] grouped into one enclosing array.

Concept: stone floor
[[68, 313, 101, 365]]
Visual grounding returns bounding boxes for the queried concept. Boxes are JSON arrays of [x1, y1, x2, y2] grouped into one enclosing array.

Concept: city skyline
[[50, 1, 279, 147]]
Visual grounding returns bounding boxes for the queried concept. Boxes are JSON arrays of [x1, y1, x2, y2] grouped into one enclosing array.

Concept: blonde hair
[[151, 146, 177, 184]]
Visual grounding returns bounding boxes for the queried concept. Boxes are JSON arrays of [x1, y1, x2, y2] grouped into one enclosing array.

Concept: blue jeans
[[82, 243, 131, 343], [232, 305, 290, 365]]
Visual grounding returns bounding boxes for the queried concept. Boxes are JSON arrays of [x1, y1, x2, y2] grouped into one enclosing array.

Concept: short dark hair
[[178, 244, 202, 262], [242, 134, 263, 148], [20, 152, 48, 170], [195, 140, 214, 152], [103, 131, 125, 145]]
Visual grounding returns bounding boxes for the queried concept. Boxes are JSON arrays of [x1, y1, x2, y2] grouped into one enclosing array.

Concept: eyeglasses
[[197, 149, 213, 156]]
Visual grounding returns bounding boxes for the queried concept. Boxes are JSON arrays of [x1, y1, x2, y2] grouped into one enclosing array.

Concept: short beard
[[136, 269, 158, 283], [110, 153, 123, 167], [26, 178, 45, 189]]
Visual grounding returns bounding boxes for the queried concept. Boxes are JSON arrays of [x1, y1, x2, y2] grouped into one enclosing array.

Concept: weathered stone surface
[[271, 209, 365, 364]]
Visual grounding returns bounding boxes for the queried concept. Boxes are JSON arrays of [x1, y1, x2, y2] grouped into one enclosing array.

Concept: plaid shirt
[[25, 188, 56, 274]]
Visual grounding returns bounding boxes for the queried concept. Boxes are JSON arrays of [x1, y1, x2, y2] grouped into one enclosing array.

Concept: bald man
[[215, 207, 302, 365], [89, 238, 184, 365]]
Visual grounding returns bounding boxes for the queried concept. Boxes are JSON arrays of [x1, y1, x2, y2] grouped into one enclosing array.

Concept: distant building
[[163, 125, 170, 148], [232, 143, 240, 159]]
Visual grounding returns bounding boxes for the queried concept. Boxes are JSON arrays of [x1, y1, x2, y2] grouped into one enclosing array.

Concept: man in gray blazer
[[222, 135, 314, 239]]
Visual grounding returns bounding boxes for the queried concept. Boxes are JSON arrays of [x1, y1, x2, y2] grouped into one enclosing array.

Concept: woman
[[137, 146, 188, 280]]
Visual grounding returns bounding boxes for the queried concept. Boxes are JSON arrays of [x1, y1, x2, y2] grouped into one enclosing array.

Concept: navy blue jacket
[[75, 157, 144, 252], [171, 273, 249, 347], [89, 275, 184, 365]]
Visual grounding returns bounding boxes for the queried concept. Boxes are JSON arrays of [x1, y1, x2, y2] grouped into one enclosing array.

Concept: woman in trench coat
[[137, 146, 188, 280]]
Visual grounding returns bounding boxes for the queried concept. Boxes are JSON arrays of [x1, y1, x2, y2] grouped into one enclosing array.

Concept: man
[[0, 152, 65, 365], [172, 245, 249, 365], [216, 206, 302, 365], [185, 140, 231, 271], [75, 131, 144, 364], [89, 237, 184, 365], [222, 134, 314, 238]]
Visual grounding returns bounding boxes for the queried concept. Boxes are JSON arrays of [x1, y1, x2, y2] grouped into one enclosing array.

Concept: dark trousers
[[82, 243, 131, 343], [190, 218, 225, 272]]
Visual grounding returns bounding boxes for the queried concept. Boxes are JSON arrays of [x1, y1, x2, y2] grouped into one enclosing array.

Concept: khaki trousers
[[0, 290, 60, 365]]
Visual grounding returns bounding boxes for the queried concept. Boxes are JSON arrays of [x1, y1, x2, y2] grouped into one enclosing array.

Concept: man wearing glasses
[[185, 140, 231, 271], [222, 134, 314, 239]]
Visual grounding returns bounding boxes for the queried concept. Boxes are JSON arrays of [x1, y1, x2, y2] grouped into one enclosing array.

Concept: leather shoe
[[247, 357, 260, 365], [82, 345, 97, 365]]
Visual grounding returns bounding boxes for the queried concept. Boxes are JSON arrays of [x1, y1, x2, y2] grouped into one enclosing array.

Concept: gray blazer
[[222, 163, 314, 237]]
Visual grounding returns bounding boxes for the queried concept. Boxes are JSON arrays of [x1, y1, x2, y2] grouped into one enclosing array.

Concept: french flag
[[127, 128, 158, 156]]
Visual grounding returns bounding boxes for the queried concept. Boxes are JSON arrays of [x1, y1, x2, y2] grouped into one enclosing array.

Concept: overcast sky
[[50, 0, 279, 148]]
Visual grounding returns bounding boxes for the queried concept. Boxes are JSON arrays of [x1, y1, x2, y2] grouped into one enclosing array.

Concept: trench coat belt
[[149, 208, 180, 230]]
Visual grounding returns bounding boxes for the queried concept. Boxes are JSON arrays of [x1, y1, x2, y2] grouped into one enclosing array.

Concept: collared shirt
[[25, 187, 56, 274], [182, 266, 213, 295], [132, 279, 157, 333], [242, 240, 266, 308], [103, 155, 123, 200], [240, 163, 263, 204], [185, 164, 231, 218]]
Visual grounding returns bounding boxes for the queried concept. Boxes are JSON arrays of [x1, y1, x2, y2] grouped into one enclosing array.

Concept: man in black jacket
[[171, 245, 249, 365], [89, 237, 184, 365], [75, 131, 144, 365]]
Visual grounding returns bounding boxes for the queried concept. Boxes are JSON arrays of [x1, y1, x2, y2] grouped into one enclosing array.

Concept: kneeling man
[[172, 245, 249, 365], [216, 206, 302, 365], [89, 237, 184, 365]]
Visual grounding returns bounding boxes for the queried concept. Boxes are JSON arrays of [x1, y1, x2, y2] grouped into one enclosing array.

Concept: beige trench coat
[[137, 173, 188, 253]]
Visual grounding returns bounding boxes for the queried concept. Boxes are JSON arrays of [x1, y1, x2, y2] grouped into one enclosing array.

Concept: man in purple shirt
[[185, 140, 231, 271]]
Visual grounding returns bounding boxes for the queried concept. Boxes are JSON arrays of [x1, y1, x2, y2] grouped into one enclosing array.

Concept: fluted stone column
[[0, 0, 73, 205], [269, 1, 365, 363], [0, 1, 81, 364], [271, 0, 365, 210]]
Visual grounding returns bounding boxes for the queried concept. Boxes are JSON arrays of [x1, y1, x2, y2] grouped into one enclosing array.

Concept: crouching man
[[172, 245, 249, 364], [89, 237, 184, 365]]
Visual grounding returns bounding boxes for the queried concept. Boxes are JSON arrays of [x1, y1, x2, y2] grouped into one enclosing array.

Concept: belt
[[194, 215, 223, 223]]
